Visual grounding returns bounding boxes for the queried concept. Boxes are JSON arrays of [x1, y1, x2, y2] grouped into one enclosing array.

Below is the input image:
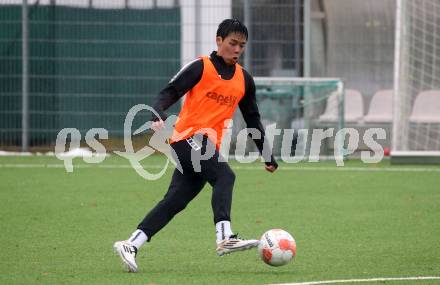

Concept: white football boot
[[216, 234, 260, 256], [113, 241, 138, 272]]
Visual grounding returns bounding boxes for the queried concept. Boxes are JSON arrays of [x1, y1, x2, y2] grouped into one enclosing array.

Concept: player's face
[[216, 32, 247, 65]]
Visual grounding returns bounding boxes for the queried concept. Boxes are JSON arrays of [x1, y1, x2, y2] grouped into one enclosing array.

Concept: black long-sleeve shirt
[[152, 51, 277, 166]]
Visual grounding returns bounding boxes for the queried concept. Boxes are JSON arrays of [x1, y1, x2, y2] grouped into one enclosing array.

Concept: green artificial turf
[[1, 155, 439, 285]]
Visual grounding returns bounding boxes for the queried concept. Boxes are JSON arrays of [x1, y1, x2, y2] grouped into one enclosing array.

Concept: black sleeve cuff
[[264, 156, 278, 169]]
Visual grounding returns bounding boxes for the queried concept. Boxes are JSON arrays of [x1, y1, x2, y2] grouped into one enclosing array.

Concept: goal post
[[391, 0, 440, 164], [229, 77, 345, 160]]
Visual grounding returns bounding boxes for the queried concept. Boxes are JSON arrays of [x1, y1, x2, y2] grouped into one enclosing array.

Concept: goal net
[[392, 0, 440, 163], [229, 77, 344, 160]]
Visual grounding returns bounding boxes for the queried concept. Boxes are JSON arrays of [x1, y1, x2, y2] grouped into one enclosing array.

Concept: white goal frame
[[391, 0, 440, 164]]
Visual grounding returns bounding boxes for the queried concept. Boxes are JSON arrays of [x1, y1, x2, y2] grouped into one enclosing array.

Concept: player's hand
[[264, 156, 278, 173], [152, 119, 165, 131], [265, 164, 277, 173]]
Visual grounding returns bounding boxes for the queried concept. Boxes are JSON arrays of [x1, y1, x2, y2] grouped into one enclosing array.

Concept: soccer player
[[114, 19, 278, 272]]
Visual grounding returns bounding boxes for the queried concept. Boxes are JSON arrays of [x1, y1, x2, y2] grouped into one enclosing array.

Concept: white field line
[[267, 276, 440, 285], [1, 163, 440, 173]]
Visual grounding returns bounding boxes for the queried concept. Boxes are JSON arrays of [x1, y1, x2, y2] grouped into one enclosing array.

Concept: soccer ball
[[258, 229, 296, 266]]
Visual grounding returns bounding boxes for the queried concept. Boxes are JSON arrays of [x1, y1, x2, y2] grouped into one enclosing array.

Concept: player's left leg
[[196, 136, 259, 256]]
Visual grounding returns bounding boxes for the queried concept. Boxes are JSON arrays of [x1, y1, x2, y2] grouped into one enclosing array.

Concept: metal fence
[[1, 0, 181, 150], [0, 0, 395, 151]]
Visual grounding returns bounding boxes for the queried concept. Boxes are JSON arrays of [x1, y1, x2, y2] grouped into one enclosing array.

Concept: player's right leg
[[113, 240, 138, 272], [136, 168, 206, 239], [114, 139, 206, 272]]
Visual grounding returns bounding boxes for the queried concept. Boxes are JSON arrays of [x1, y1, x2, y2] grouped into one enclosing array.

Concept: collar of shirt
[[209, 51, 236, 80]]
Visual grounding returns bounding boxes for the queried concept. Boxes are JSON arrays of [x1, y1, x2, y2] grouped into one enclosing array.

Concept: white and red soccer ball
[[258, 229, 296, 266]]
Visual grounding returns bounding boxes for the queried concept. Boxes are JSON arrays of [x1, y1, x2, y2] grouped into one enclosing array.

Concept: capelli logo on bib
[[206, 91, 237, 107]]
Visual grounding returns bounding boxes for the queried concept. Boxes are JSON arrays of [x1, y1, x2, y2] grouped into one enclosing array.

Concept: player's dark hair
[[216, 19, 248, 40]]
